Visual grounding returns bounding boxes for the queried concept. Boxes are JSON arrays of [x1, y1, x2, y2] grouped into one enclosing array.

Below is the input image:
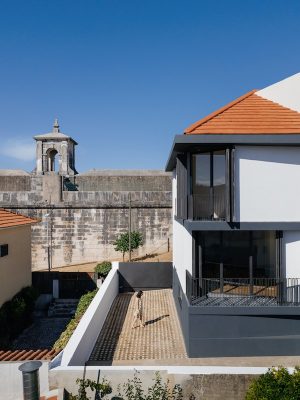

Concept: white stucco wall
[[235, 146, 300, 222], [0, 225, 32, 307], [282, 231, 300, 278], [0, 361, 49, 400], [257, 72, 300, 113], [172, 171, 193, 292], [61, 263, 119, 366]]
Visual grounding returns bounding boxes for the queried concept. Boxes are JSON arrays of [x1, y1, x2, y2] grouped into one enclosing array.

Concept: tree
[[114, 231, 143, 261]]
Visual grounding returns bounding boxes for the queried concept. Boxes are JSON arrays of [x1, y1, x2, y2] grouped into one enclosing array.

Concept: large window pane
[[192, 153, 211, 219], [213, 150, 226, 219], [197, 231, 277, 279]]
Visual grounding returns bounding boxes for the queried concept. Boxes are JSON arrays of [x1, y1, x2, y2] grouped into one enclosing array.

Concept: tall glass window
[[196, 231, 277, 279], [192, 150, 226, 220]]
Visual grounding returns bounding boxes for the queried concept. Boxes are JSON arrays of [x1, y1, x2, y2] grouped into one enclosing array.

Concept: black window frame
[[190, 146, 234, 221], [0, 244, 8, 257]]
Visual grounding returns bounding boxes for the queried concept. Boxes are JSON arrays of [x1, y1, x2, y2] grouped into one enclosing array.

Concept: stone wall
[[0, 171, 172, 271]]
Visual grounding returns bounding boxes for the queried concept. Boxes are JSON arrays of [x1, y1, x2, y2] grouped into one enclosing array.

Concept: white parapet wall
[[61, 262, 119, 366]]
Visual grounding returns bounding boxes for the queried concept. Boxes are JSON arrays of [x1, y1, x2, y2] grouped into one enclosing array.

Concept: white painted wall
[[172, 171, 193, 292], [61, 263, 119, 366], [0, 361, 49, 400], [0, 225, 32, 307], [235, 146, 300, 222], [282, 231, 300, 278], [257, 72, 300, 113]]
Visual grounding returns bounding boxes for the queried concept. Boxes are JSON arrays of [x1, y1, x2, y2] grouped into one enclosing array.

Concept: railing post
[[220, 263, 224, 294], [249, 256, 253, 295]]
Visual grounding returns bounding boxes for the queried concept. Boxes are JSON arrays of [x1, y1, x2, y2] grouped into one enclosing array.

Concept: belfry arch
[[34, 119, 78, 176], [47, 148, 59, 172]]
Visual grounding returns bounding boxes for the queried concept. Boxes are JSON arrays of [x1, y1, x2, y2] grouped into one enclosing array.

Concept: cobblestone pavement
[[89, 289, 187, 363], [12, 318, 70, 350]]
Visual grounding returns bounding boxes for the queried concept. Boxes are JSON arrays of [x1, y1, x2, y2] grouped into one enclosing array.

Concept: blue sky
[[0, 0, 300, 172]]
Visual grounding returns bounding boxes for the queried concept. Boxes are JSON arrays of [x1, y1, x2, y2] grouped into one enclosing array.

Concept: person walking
[[132, 290, 145, 328]]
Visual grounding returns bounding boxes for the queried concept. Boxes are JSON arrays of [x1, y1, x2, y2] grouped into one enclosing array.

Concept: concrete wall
[[235, 146, 300, 222], [61, 264, 119, 366], [0, 225, 32, 307], [50, 365, 262, 400], [118, 262, 172, 291]]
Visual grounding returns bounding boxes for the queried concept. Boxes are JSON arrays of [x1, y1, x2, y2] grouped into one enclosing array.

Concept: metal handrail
[[186, 270, 300, 306]]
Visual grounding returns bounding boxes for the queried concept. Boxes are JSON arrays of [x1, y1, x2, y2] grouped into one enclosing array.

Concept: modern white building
[[166, 72, 300, 357]]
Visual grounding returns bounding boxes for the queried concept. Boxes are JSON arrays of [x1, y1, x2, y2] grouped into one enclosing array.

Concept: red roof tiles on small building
[[0, 349, 59, 362], [0, 209, 37, 229], [185, 90, 300, 135]]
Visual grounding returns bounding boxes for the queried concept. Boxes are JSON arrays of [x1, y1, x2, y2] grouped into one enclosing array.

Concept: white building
[[166, 72, 300, 357]]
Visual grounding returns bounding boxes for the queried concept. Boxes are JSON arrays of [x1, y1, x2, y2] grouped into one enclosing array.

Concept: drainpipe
[[18, 361, 42, 400]]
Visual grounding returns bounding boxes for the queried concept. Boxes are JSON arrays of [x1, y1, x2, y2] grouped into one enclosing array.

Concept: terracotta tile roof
[[0, 209, 37, 229], [0, 349, 59, 362], [185, 90, 300, 135]]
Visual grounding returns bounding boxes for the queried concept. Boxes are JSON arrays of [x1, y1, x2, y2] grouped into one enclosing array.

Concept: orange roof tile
[[0, 349, 58, 362], [185, 90, 300, 135], [0, 209, 37, 229]]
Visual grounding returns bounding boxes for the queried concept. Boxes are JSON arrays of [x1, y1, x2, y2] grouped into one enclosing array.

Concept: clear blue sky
[[0, 0, 300, 172]]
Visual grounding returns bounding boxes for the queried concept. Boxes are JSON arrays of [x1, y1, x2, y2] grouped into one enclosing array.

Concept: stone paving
[[89, 289, 187, 364]]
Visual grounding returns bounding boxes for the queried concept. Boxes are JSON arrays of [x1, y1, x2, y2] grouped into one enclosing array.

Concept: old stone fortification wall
[[0, 172, 172, 271]]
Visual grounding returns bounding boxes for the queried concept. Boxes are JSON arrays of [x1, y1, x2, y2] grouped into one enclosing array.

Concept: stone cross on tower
[[34, 119, 78, 175]]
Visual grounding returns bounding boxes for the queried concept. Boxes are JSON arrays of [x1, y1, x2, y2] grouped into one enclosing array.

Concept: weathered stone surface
[[0, 173, 172, 270]]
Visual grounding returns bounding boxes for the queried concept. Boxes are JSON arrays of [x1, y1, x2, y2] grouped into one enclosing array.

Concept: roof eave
[[165, 133, 300, 171]]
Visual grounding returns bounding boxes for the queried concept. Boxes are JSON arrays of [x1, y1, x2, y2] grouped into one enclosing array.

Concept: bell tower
[[34, 119, 78, 176]]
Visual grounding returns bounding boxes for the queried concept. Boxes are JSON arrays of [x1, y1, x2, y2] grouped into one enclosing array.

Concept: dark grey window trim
[[165, 134, 300, 171], [184, 220, 300, 231], [190, 147, 233, 222]]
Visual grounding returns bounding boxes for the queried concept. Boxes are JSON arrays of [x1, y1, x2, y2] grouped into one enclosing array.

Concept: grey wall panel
[[172, 268, 190, 355], [188, 308, 300, 357], [118, 262, 172, 292]]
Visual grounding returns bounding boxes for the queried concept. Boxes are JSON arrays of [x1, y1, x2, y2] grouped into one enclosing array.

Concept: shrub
[[53, 289, 98, 350], [68, 371, 183, 400], [114, 231, 143, 261], [94, 261, 112, 278], [245, 366, 300, 400], [0, 286, 39, 348]]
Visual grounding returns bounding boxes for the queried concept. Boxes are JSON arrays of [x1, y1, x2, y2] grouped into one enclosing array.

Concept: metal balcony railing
[[186, 270, 300, 306]]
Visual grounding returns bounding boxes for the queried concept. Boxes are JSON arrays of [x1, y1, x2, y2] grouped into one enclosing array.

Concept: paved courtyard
[[89, 289, 187, 364]]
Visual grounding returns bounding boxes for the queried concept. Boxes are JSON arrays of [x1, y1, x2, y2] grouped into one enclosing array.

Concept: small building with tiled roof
[[166, 72, 300, 358], [0, 209, 37, 306]]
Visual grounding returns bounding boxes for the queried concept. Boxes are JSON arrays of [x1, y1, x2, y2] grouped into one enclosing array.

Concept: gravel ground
[[12, 317, 70, 350]]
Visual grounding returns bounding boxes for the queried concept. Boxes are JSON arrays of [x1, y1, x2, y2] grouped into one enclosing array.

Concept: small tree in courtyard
[[114, 231, 143, 261]]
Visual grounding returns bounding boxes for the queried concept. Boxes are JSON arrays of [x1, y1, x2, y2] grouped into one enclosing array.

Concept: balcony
[[186, 271, 300, 307]]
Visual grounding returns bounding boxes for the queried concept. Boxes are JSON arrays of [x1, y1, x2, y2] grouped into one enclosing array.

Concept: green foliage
[[53, 289, 98, 350], [69, 378, 112, 400], [245, 366, 300, 400], [68, 372, 183, 400], [94, 261, 112, 278], [0, 286, 39, 348], [114, 231, 143, 261]]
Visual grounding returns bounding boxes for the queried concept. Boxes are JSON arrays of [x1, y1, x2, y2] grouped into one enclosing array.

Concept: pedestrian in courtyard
[[132, 290, 145, 328]]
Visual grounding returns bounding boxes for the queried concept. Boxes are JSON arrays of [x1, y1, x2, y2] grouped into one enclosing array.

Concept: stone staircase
[[47, 299, 78, 318]]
